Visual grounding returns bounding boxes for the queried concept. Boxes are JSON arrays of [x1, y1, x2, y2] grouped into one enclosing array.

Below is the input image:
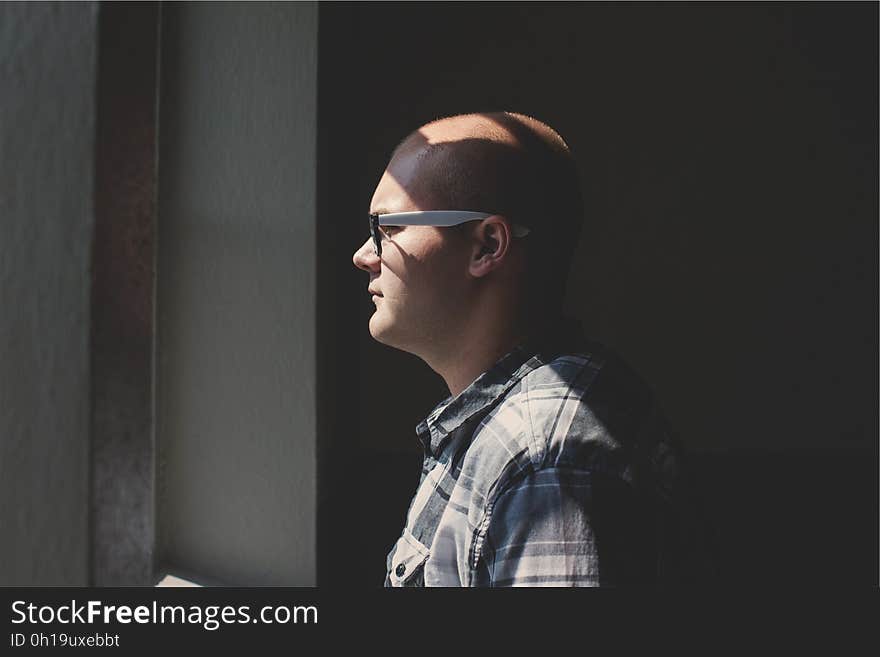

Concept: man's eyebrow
[[370, 208, 393, 216]]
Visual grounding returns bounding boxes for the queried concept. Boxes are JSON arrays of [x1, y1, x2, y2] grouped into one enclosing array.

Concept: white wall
[[0, 2, 98, 585], [156, 1, 318, 585]]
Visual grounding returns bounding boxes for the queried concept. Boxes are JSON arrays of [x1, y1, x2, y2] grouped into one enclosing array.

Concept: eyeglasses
[[367, 211, 531, 257]]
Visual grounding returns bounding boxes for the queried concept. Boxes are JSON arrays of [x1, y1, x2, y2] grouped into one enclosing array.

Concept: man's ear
[[469, 215, 511, 278]]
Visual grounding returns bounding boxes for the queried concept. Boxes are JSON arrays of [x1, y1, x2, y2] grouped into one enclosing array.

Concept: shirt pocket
[[386, 527, 431, 587]]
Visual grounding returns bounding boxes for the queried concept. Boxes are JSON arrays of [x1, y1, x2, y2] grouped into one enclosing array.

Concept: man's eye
[[381, 225, 400, 236]]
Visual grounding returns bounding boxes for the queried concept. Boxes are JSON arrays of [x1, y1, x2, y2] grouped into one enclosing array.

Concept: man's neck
[[428, 323, 530, 398]]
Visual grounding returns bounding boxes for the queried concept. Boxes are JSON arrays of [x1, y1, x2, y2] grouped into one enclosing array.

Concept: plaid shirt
[[384, 334, 715, 587]]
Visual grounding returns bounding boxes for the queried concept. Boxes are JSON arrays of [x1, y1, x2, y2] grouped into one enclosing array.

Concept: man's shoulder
[[518, 350, 603, 394], [462, 343, 657, 490], [513, 345, 654, 456]]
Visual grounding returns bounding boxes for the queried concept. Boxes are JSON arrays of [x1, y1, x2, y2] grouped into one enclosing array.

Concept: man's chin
[[368, 316, 394, 346], [368, 316, 410, 353]]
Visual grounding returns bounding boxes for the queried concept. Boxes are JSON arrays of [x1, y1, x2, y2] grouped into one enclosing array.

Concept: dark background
[[316, 2, 877, 586]]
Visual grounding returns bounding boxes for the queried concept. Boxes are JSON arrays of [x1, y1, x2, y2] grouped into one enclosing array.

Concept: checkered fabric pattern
[[384, 336, 715, 587]]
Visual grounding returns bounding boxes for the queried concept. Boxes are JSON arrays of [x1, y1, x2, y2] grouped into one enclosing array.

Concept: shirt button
[[395, 563, 406, 577]]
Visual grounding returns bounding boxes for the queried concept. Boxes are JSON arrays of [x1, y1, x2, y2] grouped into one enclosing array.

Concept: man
[[353, 111, 715, 587]]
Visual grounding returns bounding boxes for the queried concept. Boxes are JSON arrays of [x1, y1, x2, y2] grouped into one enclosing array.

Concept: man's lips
[[368, 288, 383, 297]]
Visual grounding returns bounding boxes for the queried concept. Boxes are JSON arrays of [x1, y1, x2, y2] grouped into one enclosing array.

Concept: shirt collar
[[415, 338, 557, 458]]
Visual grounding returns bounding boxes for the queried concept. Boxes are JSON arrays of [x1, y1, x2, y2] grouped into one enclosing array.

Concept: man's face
[[352, 156, 472, 358]]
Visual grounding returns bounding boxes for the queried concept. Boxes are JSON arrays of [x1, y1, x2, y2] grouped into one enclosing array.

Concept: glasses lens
[[368, 214, 381, 256]]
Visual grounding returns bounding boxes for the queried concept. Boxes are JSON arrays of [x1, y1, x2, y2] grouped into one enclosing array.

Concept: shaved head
[[384, 111, 585, 314], [387, 112, 580, 226]]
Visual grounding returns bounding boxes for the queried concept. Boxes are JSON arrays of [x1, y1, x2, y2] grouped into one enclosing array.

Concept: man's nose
[[352, 238, 380, 272]]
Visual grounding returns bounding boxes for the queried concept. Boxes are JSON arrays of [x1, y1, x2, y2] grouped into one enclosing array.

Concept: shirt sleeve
[[476, 466, 653, 587]]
